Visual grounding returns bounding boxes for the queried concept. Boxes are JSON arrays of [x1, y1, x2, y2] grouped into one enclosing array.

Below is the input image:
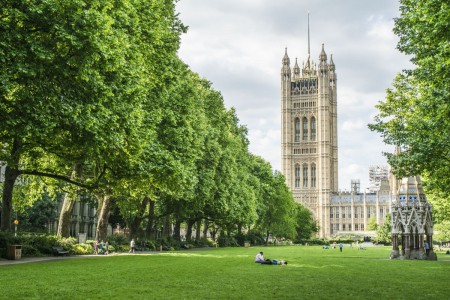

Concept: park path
[[0, 251, 161, 267]]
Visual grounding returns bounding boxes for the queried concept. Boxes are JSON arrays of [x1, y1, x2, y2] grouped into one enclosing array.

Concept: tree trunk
[[145, 199, 156, 239], [1, 139, 22, 231], [128, 197, 149, 239], [96, 194, 112, 241], [56, 164, 82, 237], [56, 192, 77, 237], [173, 219, 181, 241], [195, 219, 201, 242], [162, 215, 171, 238], [186, 219, 195, 243], [210, 225, 217, 241], [202, 220, 209, 239]]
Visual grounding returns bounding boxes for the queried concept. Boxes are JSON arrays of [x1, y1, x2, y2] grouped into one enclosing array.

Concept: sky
[[176, 0, 412, 191]]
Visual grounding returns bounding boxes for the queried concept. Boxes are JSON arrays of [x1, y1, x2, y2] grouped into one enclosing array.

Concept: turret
[[293, 58, 300, 80], [318, 44, 328, 77], [302, 55, 315, 77], [281, 48, 291, 81], [329, 54, 336, 87]]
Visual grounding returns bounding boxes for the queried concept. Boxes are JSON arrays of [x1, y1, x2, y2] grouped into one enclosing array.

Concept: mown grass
[[0, 246, 449, 299]]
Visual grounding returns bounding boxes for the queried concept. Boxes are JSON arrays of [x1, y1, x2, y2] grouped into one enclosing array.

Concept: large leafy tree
[[0, 0, 185, 231], [369, 0, 450, 199], [376, 215, 392, 245], [294, 203, 318, 241]]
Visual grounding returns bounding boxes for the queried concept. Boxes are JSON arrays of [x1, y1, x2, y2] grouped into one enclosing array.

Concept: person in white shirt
[[255, 251, 265, 263]]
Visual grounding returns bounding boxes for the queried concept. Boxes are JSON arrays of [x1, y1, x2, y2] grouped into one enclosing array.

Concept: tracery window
[[295, 118, 300, 142], [302, 117, 308, 141], [303, 164, 308, 187], [310, 117, 316, 140], [311, 163, 316, 188], [295, 164, 301, 188]]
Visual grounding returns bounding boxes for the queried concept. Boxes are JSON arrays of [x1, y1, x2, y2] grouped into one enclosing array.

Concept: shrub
[[18, 233, 58, 256], [107, 233, 128, 251], [71, 243, 92, 255], [58, 237, 77, 249], [217, 235, 238, 247], [194, 237, 215, 248], [20, 244, 40, 256], [245, 231, 265, 246]]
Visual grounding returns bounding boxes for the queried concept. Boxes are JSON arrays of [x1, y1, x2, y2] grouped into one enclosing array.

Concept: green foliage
[[426, 192, 450, 224], [107, 233, 128, 247], [369, 0, 450, 196], [434, 221, 450, 242], [17, 193, 58, 233], [18, 233, 59, 255], [193, 237, 215, 248], [217, 234, 239, 247], [71, 243, 93, 255], [376, 215, 392, 245], [0, 0, 306, 244], [367, 217, 378, 231], [294, 203, 318, 242]]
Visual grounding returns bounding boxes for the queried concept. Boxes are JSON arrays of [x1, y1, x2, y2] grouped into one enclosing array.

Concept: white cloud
[[176, 0, 410, 190]]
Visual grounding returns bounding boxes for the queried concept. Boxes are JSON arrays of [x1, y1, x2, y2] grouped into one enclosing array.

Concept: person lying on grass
[[255, 252, 287, 265]]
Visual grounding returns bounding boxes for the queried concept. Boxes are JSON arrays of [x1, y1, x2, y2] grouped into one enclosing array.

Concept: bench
[[52, 246, 70, 256]]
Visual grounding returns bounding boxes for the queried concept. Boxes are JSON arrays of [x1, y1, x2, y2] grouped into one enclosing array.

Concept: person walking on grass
[[129, 239, 136, 254], [339, 242, 343, 252], [424, 241, 430, 256]]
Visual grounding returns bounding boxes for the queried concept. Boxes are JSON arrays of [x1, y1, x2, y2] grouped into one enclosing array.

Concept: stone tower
[[280, 44, 338, 237]]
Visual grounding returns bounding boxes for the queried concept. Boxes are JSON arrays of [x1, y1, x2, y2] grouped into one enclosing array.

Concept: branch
[[20, 169, 97, 190]]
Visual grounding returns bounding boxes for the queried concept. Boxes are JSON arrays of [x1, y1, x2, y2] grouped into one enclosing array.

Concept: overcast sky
[[176, 0, 411, 191]]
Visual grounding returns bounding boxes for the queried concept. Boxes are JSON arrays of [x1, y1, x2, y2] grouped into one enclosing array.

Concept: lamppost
[[13, 219, 19, 237]]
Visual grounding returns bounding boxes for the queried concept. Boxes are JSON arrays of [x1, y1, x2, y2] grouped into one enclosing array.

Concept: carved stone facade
[[329, 180, 393, 236], [390, 176, 437, 260], [281, 45, 337, 237]]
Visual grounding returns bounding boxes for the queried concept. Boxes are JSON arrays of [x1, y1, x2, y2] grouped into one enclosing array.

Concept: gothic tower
[[280, 44, 337, 237]]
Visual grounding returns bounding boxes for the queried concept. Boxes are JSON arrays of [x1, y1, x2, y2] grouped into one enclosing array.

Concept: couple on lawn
[[255, 251, 287, 265]]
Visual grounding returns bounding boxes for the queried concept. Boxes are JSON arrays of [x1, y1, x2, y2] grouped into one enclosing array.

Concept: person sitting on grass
[[255, 251, 271, 264], [255, 252, 287, 265]]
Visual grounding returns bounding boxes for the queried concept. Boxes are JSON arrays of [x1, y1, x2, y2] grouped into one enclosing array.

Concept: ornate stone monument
[[390, 176, 437, 260]]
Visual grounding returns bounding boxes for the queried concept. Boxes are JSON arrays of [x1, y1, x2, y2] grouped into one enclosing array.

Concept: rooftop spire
[[308, 12, 310, 56]]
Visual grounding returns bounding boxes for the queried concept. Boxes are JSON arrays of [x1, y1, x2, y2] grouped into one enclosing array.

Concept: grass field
[[1, 246, 449, 299]]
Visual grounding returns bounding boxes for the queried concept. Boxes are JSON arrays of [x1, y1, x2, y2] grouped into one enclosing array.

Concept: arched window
[[295, 164, 301, 188], [302, 117, 308, 141], [310, 117, 316, 140], [303, 164, 308, 187], [311, 163, 316, 188], [294, 118, 300, 142]]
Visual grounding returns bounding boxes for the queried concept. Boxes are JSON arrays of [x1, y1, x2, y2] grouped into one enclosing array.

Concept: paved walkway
[[0, 251, 161, 267]]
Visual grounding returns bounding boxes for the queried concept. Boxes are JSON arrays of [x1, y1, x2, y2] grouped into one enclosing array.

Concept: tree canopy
[[0, 0, 316, 243], [369, 0, 450, 207]]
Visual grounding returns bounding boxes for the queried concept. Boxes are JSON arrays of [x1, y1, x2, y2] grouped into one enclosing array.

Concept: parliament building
[[280, 45, 394, 238]]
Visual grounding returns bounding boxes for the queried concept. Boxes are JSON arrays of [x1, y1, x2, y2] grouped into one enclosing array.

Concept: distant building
[[367, 165, 389, 193], [280, 35, 394, 237]]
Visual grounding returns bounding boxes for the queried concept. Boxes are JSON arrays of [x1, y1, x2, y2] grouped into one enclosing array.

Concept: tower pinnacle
[[308, 12, 310, 56]]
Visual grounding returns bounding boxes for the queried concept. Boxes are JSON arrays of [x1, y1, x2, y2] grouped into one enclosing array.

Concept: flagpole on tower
[[308, 11, 310, 56]]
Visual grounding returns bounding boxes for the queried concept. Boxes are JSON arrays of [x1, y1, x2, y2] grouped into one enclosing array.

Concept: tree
[[434, 221, 450, 243], [376, 215, 392, 245], [294, 203, 318, 241], [0, 0, 186, 232], [369, 0, 450, 196], [367, 216, 378, 231]]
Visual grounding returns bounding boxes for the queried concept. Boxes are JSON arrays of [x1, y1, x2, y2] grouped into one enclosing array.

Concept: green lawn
[[1, 246, 449, 299]]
